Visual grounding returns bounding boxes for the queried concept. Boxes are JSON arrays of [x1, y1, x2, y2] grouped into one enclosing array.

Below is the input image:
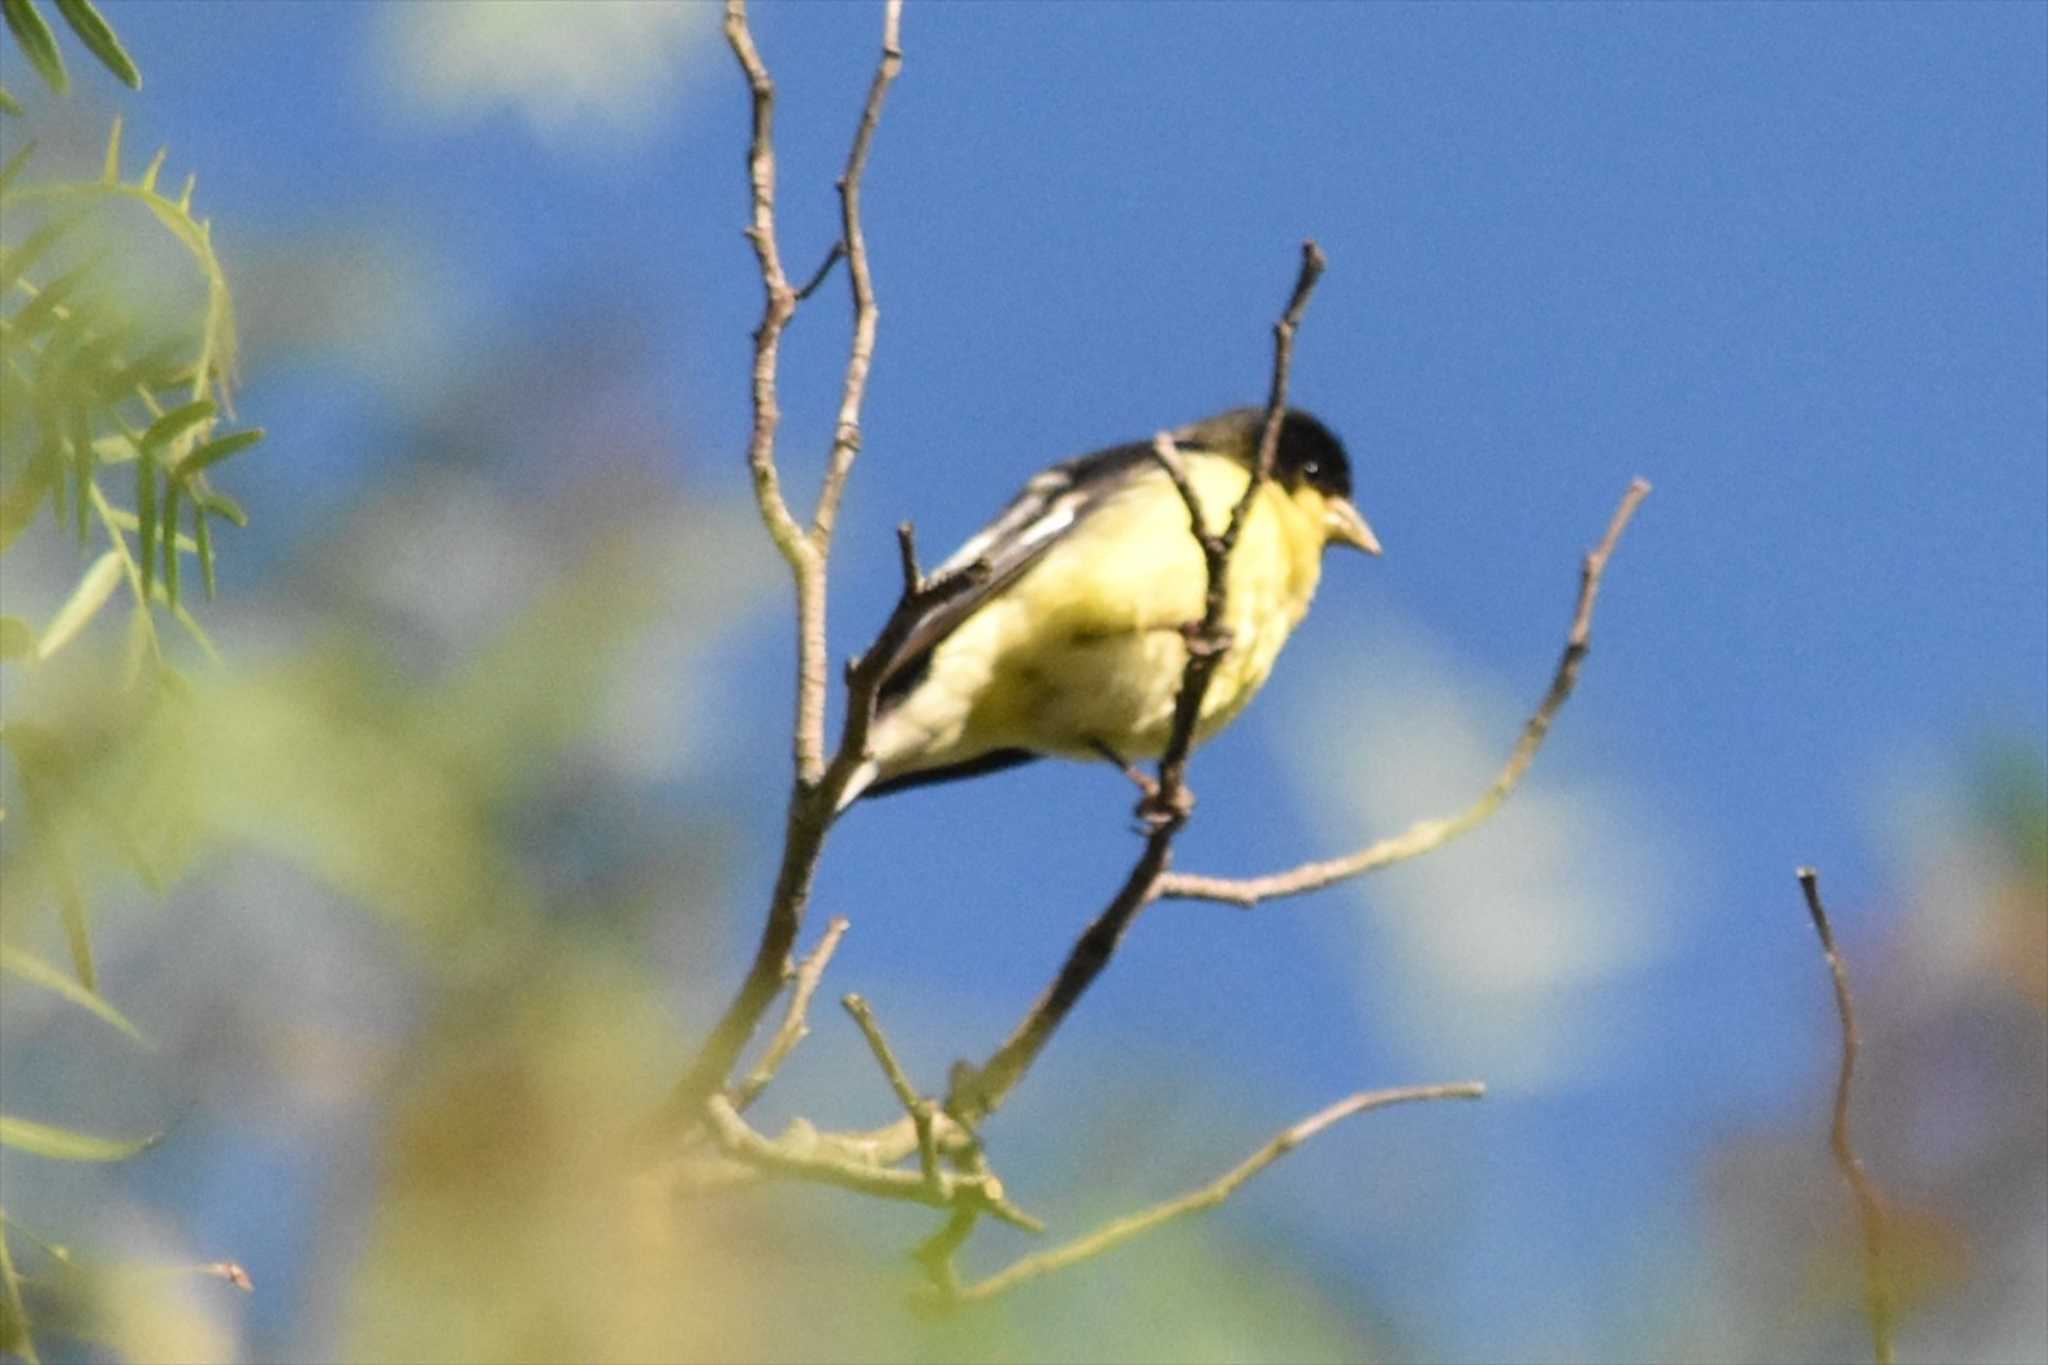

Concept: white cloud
[[1286, 627, 1690, 1090], [381, 1, 719, 150]]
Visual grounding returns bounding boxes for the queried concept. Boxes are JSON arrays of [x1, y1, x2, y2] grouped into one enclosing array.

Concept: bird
[[836, 406, 1379, 810]]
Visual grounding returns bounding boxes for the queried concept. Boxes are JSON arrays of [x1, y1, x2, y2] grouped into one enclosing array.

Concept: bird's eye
[[1302, 461, 1319, 477]]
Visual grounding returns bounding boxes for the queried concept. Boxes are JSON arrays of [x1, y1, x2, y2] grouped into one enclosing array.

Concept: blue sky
[[7, 2, 2044, 1360]]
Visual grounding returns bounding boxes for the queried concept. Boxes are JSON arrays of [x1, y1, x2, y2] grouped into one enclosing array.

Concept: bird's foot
[[1089, 740, 1192, 828], [1091, 740, 1155, 796], [1135, 781, 1195, 831], [1180, 620, 1233, 658]]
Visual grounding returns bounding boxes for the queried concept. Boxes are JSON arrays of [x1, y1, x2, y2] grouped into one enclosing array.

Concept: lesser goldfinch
[[839, 407, 1379, 808]]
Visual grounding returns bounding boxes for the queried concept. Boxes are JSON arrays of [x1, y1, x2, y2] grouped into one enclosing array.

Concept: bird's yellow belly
[[970, 601, 1294, 759], [867, 459, 1328, 783]]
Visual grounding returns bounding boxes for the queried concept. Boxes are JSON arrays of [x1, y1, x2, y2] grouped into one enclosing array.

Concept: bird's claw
[[1135, 782, 1195, 830], [1180, 620, 1232, 659]]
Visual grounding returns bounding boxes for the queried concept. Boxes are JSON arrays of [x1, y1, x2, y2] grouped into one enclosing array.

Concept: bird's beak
[[1324, 496, 1382, 555]]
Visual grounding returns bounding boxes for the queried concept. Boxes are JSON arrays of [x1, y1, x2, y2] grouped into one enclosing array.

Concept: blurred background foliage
[[1, 3, 2044, 1363]]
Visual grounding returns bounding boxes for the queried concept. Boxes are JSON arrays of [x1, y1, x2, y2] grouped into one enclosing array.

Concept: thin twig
[[942, 1082, 1484, 1304], [947, 243, 1329, 1126], [1158, 476, 1652, 907], [794, 241, 847, 302], [1797, 867, 1895, 1365], [844, 992, 940, 1182], [812, 0, 904, 550], [731, 916, 852, 1111], [1242, 241, 1327, 521], [724, 0, 810, 576], [1157, 240, 1328, 821], [843, 993, 923, 1116]]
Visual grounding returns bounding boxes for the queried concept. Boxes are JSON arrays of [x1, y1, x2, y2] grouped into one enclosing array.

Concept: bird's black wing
[[872, 440, 1156, 709], [860, 746, 1041, 799]]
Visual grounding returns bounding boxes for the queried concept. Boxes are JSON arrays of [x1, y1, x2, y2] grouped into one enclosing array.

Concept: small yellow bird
[[838, 407, 1379, 808]]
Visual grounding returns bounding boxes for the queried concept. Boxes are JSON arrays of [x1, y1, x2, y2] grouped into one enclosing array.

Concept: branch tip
[[1160, 476, 1650, 908], [1795, 867, 1895, 1365]]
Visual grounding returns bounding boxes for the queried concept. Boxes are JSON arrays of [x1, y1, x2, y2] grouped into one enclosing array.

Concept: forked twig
[[1159, 476, 1651, 907], [941, 1082, 1484, 1305], [731, 916, 851, 1111], [668, 0, 905, 1126]]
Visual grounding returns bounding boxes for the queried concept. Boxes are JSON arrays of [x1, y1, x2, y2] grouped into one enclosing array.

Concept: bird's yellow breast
[[890, 454, 1330, 769]]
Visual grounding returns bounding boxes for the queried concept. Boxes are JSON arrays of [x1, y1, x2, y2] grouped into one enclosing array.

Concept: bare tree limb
[[1158, 476, 1652, 908], [723, 0, 811, 578], [731, 916, 851, 1111], [843, 993, 943, 1182], [946, 243, 1329, 1127], [1797, 867, 1895, 1365], [666, 0, 904, 1127], [813, 0, 904, 549], [940, 1082, 1485, 1305], [703, 1095, 982, 1212]]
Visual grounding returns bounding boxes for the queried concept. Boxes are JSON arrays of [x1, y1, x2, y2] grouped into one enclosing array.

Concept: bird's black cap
[[1180, 407, 1353, 500]]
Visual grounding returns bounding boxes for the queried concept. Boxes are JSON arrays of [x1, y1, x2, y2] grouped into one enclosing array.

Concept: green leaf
[[169, 599, 219, 666], [1, 0, 67, 96], [0, 1115, 156, 1162], [5, 252, 100, 337], [137, 398, 213, 455], [68, 409, 91, 542], [135, 444, 156, 598], [196, 487, 246, 527], [55, 838, 90, 985], [160, 479, 180, 607], [0, 616, 32, 660], [173, 427, 261, 477], [52, 0, 137, 89], [35, 548, 119, 660], [97, 333, 187, 401], [0, 1212, 36, 1365], [96, 505, 197, 553], [0, 84, 22, 117], [0, 451, 55, 552], [0, 202, 87, 286], [0, 946, 150, 1046], [0, 135, 36, 196], [194, 499, 215, 597]]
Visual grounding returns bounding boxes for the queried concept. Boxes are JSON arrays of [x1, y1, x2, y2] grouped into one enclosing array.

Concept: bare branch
[[1241, 240, 1327, 523], [1159, 476, 1652, 907], [723, 0, 810, 573], [666, 0, 906, 1126], [731, 916, 852, 1111], [812, 0, 905, 549], [705, 1096, 959, 1208], [948, 830, 1175, 1126], [1797, 867, 1895, 1365], [943, 1082, 1484, 1305], [948, 244, 1329, 1126], [843, 992, 940, 1181], [841, 994, 1041, 1232], [700, 1093, 1044, 1232], [843, 993, 922, 1115], [1158, 240, 1328, 821]]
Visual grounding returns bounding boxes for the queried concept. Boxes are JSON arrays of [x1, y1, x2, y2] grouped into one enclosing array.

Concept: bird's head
[[1174, 407, 1381, 555]]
